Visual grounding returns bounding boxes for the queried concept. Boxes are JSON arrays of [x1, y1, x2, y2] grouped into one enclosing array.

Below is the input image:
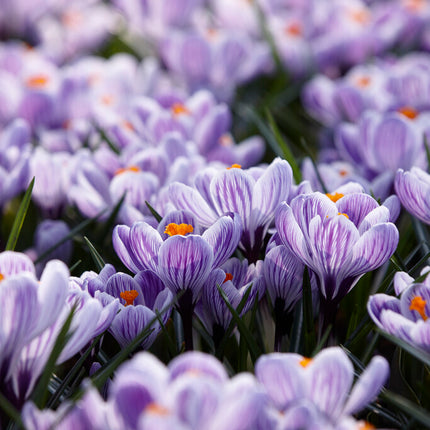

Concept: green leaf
[[145, 200, 163, 223], [83, 236, 106, 271], [381, 390, 430, 428], [299, 137, 328, 193], [5, 177, 34, 251], [46, 333, 104, 408], [0, 391, 24, 429], [96, 193, 126, 243], [94, 124, 120, 155], [216, 284, 262, 363], [311, 324, 332, 357], [215, 283, 253, 358], [302, 267, 315, 356], [34, 207, 108, 264], [379, 330, 430, 367], [266, 109, 302, 183], [31, 305, 76, 408]]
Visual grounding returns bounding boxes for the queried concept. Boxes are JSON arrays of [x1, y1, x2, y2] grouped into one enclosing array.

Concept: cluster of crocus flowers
[[275, 190, 399, 328], [21, 347, 389, 429], [368, 268, 430, 353]]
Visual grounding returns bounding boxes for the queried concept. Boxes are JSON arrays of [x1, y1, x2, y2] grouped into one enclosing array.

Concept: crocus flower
[[368, 268, 430, 354], [394, 166, 430, 224], [195, 257, 264, 347], [255, 347, 389, 428], [275, 191, 399, 325], [168, 157, 293, 263], [113, 210, 242, 349]]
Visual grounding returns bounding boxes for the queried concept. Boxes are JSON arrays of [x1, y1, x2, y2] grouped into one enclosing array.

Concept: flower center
[[115, 166, 140, 176], [223, 273, 233, 283], [145, 402, 170, 416], [355, 76, 371, 88], [227, 164, 242, 170], [171, 103, 189, 116], [338, 212, 349, 219], [299, 357, 312, 368], [397, 106, 418, 120], [326, 192, 344, 203], [164, 223, 194, 236], [120, 290, 139, 306], [26, 74, 49, 88], [357, 422, 375, 430], [0, 273, 4, 282], [409, 295, 428, 321], [284, 22, 302, 37], [349, 8, 371, 24]]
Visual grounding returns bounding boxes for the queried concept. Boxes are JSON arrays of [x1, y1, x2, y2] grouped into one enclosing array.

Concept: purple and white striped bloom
[[394, 167, 430, 224], [368, 268, 430, 353], [168, 158, 293, 263], [275, 191, 399, 307], [255, 347, 389, 428], [195, 257, 264, 346]]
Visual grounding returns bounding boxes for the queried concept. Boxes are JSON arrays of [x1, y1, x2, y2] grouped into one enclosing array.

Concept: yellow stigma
[[0, 273, 4, 282], [299, 357, 313, 368], [409, 296, 428, 321], [338, 212, 349, 219], [164, 223, 194, 237], [115, 166, 140, 176], [26, 74, 49, 88], [145, 403, 170, 416], [326, 192, 344, 203], [120, 290, 139, 306], [171, 103, 189, 116], [397, 106, 418, 120], [223, 273, 233, 283], [284, 22, 302, 37], [227, 164, 242, 170]]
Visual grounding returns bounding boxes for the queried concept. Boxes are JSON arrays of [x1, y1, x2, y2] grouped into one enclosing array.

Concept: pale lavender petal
[[105, 272, 143, 305], [129, 222, 163, 272], [367, 294, 401, 330], [393, 271, 414, 295], [158, 209, 200, 239], [308, 347, 353, 420], [112, 225, 143, 273], [0, 251, 35, 277], [336, 193, 379, 228], [202, 213, 242, 268], [343, 356, 389, 415]]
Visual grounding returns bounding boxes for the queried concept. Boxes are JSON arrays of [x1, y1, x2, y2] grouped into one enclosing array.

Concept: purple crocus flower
[[113, 211, 242, 349], [255, 347, 389, 428], [275, 191, 399, 326], [195, 257, 264, 347], [394, 167, 430, 224], [368, 268, 430, 354], [168, 157, 293, 263]]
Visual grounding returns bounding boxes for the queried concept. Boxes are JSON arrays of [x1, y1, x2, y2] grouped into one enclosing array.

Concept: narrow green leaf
[[83, 236, 105, 271], [215, 284, 253, 358], [97, 193, 126, 243], [94, 124, 120, 155], [46, 333, 103, 408], [0, 391, 24, 429], [379, 330, 430, 367], [155, 310, 177, 358], [216, 284, 262, 363], [311, 324, 332, 357], [145, 200, 163, 223], [289, 300, 303, 353], [424, 134, 430, 173], [361, 331, 380, 365], [35, 207, 108, 264], [381, 390, 430, 427], [266, 109, 302, 183], [31, 305, 76, 408], [5, 177, 34, 251]]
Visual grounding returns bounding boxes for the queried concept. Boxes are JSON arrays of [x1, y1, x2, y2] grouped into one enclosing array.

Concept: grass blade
[[266, 109, 302, 183], [5, 177, 34, 251], [145, 200, 162, 223], [83, 236, 105, 271], [0, 391, 24, 429]]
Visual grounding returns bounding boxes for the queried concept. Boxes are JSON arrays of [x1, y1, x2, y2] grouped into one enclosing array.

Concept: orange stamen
[[355, 76, 371, 88], [284, 22, 302, 37], [339, 169, 348, 177], [227, 164, 242, 170], [164, 223, 194, 237], [0, 273, 4, 282], [101, 95, 114, 105], [397, 106, 418, 120], [219, 134, 233, 146], [350, 9, 370, 24], [404, 0, 425, 12], [171, 103, 189, 116], [338, 212, 349, 219], [409, 296, 428, 321], [115, 166, 140, 176], [358, 422, 375, 430], [26, 75, 49, 88], [223, 273, 233, 283], [145, 403, 170, 416], [300, 357, 313, 368], [326, 192, 344, 203], [120, 290, 139, 306]]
